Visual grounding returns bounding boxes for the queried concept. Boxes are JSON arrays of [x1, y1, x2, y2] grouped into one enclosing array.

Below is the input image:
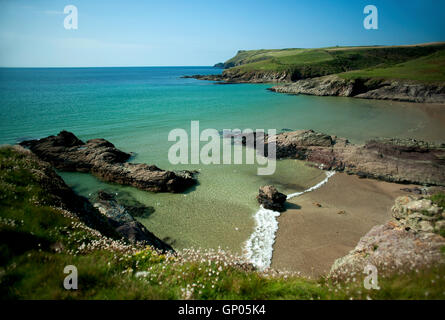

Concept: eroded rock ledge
[[269, 75, 445, 104], [20, 131, 197, 193], [261, 129, 445, 186]]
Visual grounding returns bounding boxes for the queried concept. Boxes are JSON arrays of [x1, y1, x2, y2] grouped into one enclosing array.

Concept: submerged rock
[[257, 185, 287, 212], [92, 190, 173, 252], [20, 131, 197, 193]]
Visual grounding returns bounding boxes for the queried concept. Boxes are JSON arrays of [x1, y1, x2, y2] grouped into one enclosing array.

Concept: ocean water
[[1, 67, 444, 258]]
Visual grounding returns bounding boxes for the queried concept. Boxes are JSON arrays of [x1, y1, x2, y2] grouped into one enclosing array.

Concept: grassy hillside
[[221, 43, 445, 82], [339, 49, 445, 83], [1, 146, 445, 299]]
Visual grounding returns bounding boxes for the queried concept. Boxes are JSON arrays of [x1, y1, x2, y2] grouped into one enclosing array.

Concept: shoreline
[[244, 170, 335, 270], [270, 172, 419, 277], [185, 74, 445, 104]]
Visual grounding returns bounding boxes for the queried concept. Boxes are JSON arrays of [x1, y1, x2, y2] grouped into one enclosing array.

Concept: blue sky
[[1, 0, 444, 67]]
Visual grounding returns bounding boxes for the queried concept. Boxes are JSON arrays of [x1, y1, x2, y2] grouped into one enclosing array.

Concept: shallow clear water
[[1, 67, 444, 252]]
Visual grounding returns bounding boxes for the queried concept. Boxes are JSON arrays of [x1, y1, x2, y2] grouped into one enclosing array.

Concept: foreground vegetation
[[1, 146, 445, 299], [221, 43, 445, 82]]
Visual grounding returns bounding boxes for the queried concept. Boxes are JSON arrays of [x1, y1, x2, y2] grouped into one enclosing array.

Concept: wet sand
[[271, 172, 417, 277]]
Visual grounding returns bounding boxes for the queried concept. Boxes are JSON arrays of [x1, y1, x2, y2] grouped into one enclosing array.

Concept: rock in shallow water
[[20, 131, 197, 193], [257, 185, 287, 212], [92, 190, 173, 252]]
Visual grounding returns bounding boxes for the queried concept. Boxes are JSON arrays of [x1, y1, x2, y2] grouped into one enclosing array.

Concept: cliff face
[[269, 75, 445, 104], [221, 68, 291, 83]]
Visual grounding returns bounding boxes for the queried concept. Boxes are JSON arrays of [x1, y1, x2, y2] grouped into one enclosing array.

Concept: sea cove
[[1, 66, 445, 258], [0, 67, 445, 253]]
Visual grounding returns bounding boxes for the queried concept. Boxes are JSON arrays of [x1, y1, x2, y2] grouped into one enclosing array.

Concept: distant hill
[[217, 42, 445, 83]]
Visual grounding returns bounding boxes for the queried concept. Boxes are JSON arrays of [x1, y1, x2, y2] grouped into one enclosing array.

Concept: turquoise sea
[[1, 67, 444, 253]]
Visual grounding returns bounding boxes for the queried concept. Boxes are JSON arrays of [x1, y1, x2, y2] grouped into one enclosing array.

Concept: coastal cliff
[[187, 43, 445, 103]]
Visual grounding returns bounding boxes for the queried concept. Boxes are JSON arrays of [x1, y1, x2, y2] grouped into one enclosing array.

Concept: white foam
[[244, 171, 335, 270], [286, 170, 336, 200]]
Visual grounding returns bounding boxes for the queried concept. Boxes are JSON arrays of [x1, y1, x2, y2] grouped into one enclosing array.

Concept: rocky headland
[[20, 131, 197, 193], [258, 129, 445, 186], [269, 75, 445, 104]]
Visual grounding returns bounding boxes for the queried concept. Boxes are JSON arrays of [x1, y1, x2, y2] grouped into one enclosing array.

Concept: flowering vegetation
[[1, 146, 445, 300]]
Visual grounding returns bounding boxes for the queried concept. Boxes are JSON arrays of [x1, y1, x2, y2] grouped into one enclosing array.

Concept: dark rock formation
[[90, 190, 155, 218], [181, 74, 224, 81], [92, 190, 173, 252], [20, 131, 197, 193], [264, 129, 445, 186], [257, 185, 287, 212], [269, 75, 445, 103]]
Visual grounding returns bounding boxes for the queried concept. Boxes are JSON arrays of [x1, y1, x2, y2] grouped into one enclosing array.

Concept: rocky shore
[[20, 131, 197, 193], [185, 72, 445, 103], [7, 145, 173, 252], [330, 193, 445, 278], [261, 129, 445, 186], [269, 75, 445, 104], [182, 71, 290, 83]]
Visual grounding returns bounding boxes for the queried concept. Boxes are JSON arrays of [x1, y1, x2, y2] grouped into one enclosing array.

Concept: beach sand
[[271, 172, 417, 277]]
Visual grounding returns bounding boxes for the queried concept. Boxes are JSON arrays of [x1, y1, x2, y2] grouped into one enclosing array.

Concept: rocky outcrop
[[6, 146, 173, 252], [330, 194, 445, 278], [182, 70, 291, 84], [392, 195, 445, 234], [92, 191, 173, 252], [263, 129, 445, 186], [181, 74, 225, 82], [20, 131, 197, 193], [257, 185, 287, 212], [269, 75, 445, 103]]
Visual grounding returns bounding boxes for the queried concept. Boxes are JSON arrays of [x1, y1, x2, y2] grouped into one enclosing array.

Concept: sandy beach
[[271, 172, 418, 277]]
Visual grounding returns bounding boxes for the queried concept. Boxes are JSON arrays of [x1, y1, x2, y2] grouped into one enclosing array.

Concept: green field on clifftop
[[222, 43, 445, 82], [339, 49, 445, 83]]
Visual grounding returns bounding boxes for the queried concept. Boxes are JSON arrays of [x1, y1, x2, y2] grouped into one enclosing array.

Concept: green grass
[[222, 43, 445, 82], [431, 192, 445, 208], [1, 146, 445, 300], [339, 50, 445, 83]]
